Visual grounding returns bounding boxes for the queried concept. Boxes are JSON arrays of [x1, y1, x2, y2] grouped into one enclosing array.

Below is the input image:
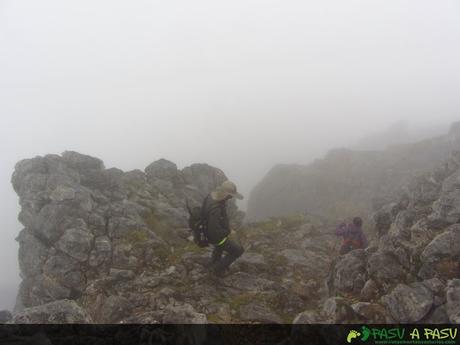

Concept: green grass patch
[[123, 229, 149, 245]]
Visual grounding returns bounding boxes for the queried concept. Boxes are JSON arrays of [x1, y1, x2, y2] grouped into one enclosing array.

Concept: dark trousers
[[211, 239, 244, 273]]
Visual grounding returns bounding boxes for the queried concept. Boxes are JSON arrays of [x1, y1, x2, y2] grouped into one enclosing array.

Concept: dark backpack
[[185, 196, 212, 248]]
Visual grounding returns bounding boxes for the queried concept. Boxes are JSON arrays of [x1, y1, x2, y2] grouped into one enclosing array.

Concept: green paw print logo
[[347, 330, 361, 343], [347, 326, 371, 343]]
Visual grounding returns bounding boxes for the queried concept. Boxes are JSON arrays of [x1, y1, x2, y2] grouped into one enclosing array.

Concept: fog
[[1, 0, 459, 310]]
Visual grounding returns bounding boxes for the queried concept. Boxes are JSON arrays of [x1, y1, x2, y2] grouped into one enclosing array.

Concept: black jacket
[[202, 194, 230, 244]]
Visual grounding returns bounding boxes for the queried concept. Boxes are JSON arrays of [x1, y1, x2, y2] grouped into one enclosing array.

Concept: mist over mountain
[[247, 122, 460, 222], [354, 121, 450, 151]]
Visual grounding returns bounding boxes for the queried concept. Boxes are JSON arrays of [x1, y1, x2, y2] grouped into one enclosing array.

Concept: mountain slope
[[247, 122, 460, 222]]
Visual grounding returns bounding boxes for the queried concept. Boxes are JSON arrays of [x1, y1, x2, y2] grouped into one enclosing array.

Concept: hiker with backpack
[[186, 180, 245, 277], [335, 217, 368, 255]]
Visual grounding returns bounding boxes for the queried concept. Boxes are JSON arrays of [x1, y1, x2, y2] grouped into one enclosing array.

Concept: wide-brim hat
[[211, 180, 244, 201]]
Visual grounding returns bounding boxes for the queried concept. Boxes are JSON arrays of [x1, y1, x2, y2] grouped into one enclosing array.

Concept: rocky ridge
[[247, 122, 460, 221], [7, 122, 460, 326], [9, 151, 336, 324], [316, 147, 460, 324]]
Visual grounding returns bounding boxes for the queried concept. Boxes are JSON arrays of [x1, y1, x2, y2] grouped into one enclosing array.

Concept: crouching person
[[335, 217, 368, 255]]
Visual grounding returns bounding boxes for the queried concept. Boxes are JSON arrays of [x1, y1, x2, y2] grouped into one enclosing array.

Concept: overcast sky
[[0, 0, 459, 310]]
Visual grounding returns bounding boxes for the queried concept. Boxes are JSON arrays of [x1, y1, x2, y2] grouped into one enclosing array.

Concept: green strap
[[217, 236, 228, 246]]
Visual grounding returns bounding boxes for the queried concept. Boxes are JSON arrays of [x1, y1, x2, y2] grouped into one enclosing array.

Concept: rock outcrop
[[11, 151, 246, 322], [294, 144, 460, 324], [12, 300, 93, 323], [11, 151, 339, 325]]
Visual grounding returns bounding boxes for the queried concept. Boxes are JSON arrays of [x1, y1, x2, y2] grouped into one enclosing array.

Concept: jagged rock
[[56, 228, 93, 262], [322, 297, 359, 323], [381, 283, 433, 323], [367, 250, 407, 292], [351, 302, 392, 323], [421, 224, 460, 260], [50, 185, 76, 202], [12, 300, 92, 323], [406, 218, 440, 258], [360, 279, 379, 302], [99, 295, 133, 323], [0, 310, 12, 323], [182, 164, 226, 196], [419, 224, 460, 280], [422, 304, 450, 324], [422, 278, 446, 296], [109, 268, 135, 281], [431, 168, 460, 224], [372, 202, 400, 238], [88, 236, 112, 267], [328, 249, 367, 295], [162, 303, 207, 324], [389, 209, 416, 237], [146, 159, 181, 182], [446, 279, 460, 323], [239, 303, 283, 324], [16, 229, 48, 277], [62, 151, 104, 171], [292, 310, 322, 324], [43, 253, 85, 292], [205, 302, 232, 323]]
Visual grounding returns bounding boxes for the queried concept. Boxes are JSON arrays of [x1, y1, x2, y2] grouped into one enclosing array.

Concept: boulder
[[446, 279, 460, 323], [367, 251, 407, 291], [381, 283, 433, 323], [99, 295, 133, 323], [12, 300, 92, 323], [56, 227, 93, 262], [423, 304, 450, 324], [292, 310, 322, 324], [322, 297, 359, 323], [419, 225, 460, 280], [239, 303, 283, 324], [431, 169, 460, 224], [88, 236, 112, 268], [421, 224, 460, 260], [162, 303, 207, 324], [351, 302, 392, 323], [360, 279, 379, 302], [328, 249, 367, 295], [61, 151, 104, 172], [0, 310, 12, 323], [16, 229, 48, 277]]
